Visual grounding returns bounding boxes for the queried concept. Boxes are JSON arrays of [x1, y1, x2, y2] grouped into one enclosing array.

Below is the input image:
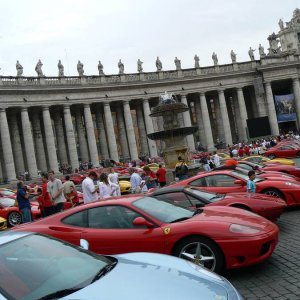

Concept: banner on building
[[274, 94, 296, 122]]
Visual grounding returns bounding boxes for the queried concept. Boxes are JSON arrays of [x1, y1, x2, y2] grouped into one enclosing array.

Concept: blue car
[[0, 232, 243, 300]]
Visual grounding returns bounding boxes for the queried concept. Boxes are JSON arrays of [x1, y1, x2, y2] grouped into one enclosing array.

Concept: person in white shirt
[[82, 171, 99, 204], [97, 172, 119, 199], [108, 167, 121, 196], [213, 151, 220, 167]]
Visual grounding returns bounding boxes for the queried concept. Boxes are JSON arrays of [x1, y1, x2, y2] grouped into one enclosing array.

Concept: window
[[155, 192, 192, 208], [189, 177, 207, 187], [88, 206, 144, 229], [62, 210, 87, 227], [205, 174, 237, 187], [238, 163, 253, 171]]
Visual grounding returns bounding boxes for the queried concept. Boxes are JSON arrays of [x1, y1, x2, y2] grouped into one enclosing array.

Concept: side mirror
[[234, 179, 245, 186], [132, 217, 154, 228], [80, 239, 89, 250]]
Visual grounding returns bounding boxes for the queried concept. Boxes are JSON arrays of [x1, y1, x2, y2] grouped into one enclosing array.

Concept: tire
[[262, 189, 284, 199], [7, 211, 22, 227], [268, 154, 276, 159], [173, 236, 224, 273]]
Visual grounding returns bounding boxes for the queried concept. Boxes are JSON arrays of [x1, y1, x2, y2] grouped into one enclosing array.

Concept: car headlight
[[285, 182, 300, 187], [229, 224, 261, 234]]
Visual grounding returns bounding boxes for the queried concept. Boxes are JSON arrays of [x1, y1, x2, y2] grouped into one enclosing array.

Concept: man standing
[[156, 164, 167, 187], [47, 170, 65, 213], [41, 173, 54, 217], [175, 157, 189, 180], [82, 171, 99, 204], [129, 168, 142, 193], [16, 181, 32, 223], [213, 151, 220, 167]]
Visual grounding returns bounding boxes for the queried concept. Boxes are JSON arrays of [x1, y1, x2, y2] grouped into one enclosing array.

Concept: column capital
[[236, 86, 244, 91], [292, 77, 300, 83], [142, 98, 149, 104], [103, 102, 111, 107], [42, 105, 50, 111], [0, 107, 6, 113], [83, 103, 91, 109], [199, 91, 206, 97], [264, 80, 272, 85], [217, 89, 225, 94], [21, 107, 28, 112], [63, 104, 71, 109], [123, 100, 130, 105]]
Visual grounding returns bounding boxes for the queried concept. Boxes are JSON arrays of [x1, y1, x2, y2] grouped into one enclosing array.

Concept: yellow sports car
[[241, 155, 295, 166], [145, 163, 160, 172], [0, 217, 7, 231], [119, 180, 131, 194]]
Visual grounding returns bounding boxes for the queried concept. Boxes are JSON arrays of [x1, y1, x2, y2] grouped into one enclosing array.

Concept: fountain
[[147, 91, 198, 168]]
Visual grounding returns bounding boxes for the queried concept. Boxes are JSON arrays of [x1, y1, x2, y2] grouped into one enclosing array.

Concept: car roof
[[0, 231, 33, 245]]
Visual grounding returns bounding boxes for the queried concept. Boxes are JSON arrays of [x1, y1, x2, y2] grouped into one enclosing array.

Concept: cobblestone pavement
[[225, 207, 300, 300]]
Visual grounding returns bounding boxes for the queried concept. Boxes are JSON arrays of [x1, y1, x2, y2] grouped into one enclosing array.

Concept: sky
[[0, 0, 299, 77]]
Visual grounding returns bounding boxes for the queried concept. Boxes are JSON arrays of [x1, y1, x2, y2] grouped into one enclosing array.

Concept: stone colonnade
[[1, 78, 300, 182]]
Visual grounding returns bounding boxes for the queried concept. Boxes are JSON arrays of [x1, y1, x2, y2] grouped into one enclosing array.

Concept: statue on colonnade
[[16, 60, 23, 77], [77, 60, 84, 76], [98, 61, 104, 75], [258, 44, 266, 58], [194, 54, 200, 68], [212, 52, 218, 65], [174, 57, 181, 70], [35, 59, 44, 77], [230, 50, 237, 63], [137, 59, 143, 73], [58, 60, 64, 77], [118, 59, 124, 74], [248, 47, 256, 61], [156, 56, 162, 71]]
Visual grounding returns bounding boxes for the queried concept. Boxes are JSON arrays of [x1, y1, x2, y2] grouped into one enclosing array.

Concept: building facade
[[1, 9, 300, 182]]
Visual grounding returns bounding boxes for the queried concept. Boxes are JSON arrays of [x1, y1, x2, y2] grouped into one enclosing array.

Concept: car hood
[[62, 253, 241, 300], [190, 206, 274, 230]]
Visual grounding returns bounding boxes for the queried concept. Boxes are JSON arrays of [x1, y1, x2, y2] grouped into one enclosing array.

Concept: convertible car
[[12, 195, 279, 273], [237, 161, 300, 179], [241, 155, 295, 166], [0, 232, 243, 300], [171, 170, 300, 207], [151, 186, 286, 221]]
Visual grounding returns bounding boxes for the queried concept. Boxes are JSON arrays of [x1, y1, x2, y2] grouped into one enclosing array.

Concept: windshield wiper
[[170, 217, 191, 223], [91, 261, 117, 283], [38, 288, 81, 299]]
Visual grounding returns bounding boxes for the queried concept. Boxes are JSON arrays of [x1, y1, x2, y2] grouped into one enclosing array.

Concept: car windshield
[[231, 171, 263, 183], [0, 190, 15, 196], [0, 234, 113, 300], [185, 188, 224, 202], [0, 197, 15, 207], [133, 196, 194, 223]]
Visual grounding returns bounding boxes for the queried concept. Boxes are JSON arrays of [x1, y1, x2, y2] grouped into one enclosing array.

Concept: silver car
[[0, 232, 243, 300]]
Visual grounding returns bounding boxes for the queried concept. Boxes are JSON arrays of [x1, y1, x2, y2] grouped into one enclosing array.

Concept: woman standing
[[97, 173, 119, 199], [108, 167, 121, 196]]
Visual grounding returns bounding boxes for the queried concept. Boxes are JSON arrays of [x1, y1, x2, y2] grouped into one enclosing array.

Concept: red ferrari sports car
[[12, 196, 279, 273], [264, 144, 300, 159], [61, 173, 86, 185], [151, 186, 286, 221], [0, 197, 41, 227], [171, 170, 300, 207], [237, 161, 300, 179]]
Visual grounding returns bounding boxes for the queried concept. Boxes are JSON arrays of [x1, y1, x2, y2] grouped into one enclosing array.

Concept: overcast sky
[[0, 0, 299, 76]]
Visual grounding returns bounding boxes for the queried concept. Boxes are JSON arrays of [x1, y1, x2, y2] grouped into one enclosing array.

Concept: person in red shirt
[[66, 186, 80, 207], [36, 188, 45, 217], [244, 145, 250, 156], [238, 147, 244, 157], [156, 164, 167, 187], [41, 174, 54, 217]]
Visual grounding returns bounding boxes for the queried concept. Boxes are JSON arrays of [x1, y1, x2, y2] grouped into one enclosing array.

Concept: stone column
[[21, 107, 38, 177], [95, 105, 110, 159], [52, 108, 68, 165], [265, 82, 279, 135], [63, 104, 79, 170], [103, 103, 119, 162], [8, 112, 25, 175], [181, 95, 195, 150], [74, 108, 89, 163], [42, 106, 59, 173], [136, 103, 149, 156], [142, 99, 158, 157], [218, 90, 233, 145], [0, 108, 16, 181], [194, 99, 206, 147], [31, 110, 48, 172], [116, 105, 130, 160], [236, 87, 248, 141], [292, 78, 300, 127], [199, 93, 215, 151], [83, 104, 99, 166], [123, 101, 139, 160]]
